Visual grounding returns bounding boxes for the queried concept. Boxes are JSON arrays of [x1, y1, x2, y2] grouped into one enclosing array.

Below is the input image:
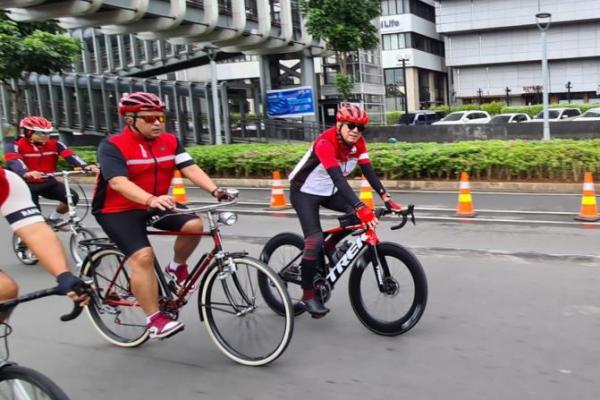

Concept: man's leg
[[173, 218, 203, 264], [0, 273, 18, 303], [127, 247, 160, 315]]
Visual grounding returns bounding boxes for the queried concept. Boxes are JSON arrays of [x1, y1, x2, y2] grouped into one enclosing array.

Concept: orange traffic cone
[[270, 170, 287, 209], [575, 172, 600, 222], [359, 175, 375, 209], [455, 172, 476, 217], [171, 170, 188, 204]]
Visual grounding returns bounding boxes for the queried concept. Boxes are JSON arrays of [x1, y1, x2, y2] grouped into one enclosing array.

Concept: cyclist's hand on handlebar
[[147, 195, 176, 211], [355, 204, 379, 230], [24, 171, 45, 180], [56, 272, 90, 306], [384, 199, 402, 213], [211, 187, 233, 202], [83, 164, 100, 174]]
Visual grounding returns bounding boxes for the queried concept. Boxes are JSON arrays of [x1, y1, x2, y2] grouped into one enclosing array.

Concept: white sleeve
[[1, 170, 44, 231]]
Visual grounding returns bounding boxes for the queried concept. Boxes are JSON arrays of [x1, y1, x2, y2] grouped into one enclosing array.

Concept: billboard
[[266, 86, 315, 118]]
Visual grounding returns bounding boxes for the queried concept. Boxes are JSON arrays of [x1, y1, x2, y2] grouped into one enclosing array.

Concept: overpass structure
[[0, 0, 332, 144]]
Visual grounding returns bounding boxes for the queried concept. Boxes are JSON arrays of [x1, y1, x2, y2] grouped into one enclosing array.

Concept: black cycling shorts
[[27, 177, 79, 209], [290, 187, 354, 237], [95, 209, 200, 257]]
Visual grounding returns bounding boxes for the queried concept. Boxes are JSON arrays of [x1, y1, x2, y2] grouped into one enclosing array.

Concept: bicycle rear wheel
[[348, 242, 428, 336], [0, 365, 70, 399], [11, 233, 38, 265], [69, 227, 96, 269], [81, 248, 149, 347], [200, 256, 294, 366]]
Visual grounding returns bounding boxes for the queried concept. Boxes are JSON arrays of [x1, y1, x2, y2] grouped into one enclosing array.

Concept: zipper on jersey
[[146, 142, 158, 195]]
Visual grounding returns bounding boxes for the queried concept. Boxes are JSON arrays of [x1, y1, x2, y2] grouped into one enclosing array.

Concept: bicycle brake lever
[[60, 302, 84, 322]]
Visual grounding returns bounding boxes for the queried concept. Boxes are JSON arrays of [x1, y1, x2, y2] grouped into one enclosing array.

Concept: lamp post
[[505, 86, 512, 106], [565, 81, 572, 103], [477, 88, 483, 105], [536, 12, 552, 140], [398, 57, 409, 117]]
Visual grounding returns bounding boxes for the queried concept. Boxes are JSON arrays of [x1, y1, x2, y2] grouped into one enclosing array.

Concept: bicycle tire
[[0, 364, 70, 399], [200, 256, 294, 366], [68, 227, 96, 269], [258, 232, 306, 316], [348, 242, 428, 336], [11, 233, 38, 266], [81, 248, 150, 347]]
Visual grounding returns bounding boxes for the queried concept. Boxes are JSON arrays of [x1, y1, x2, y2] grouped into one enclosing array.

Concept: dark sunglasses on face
[[345, 122, 366, 132], [136, 115, 166, 124]]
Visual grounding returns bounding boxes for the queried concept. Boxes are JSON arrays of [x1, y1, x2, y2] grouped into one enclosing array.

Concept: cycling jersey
[[93, 127, 195, 214], [3, 137, 87, 183], [289, 127, 371, 196], [0, 169, 44, 230]]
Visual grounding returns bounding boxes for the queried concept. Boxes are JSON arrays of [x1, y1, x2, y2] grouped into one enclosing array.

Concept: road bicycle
[[78, 191, 294, 366], [258, 205, 428, 336], [0, 285, 86, 399], [12, 170, 96, 269]]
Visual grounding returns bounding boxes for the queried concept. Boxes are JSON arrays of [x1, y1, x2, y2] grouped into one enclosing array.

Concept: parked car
[[488, 113, 531, 124], [432, 110, 491, 125], [528, 108, 581, 122], [398, 110, 446, 125], [574, 108, 600, 121]]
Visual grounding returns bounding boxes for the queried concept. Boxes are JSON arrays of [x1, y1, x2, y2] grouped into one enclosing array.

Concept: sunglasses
[[345, 122, 366, 132], [136, 115, 166, 124]]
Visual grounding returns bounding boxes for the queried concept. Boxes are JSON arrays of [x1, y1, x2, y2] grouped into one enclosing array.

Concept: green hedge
[[17, 140, 600, 182], [431, 102, 600, 116]]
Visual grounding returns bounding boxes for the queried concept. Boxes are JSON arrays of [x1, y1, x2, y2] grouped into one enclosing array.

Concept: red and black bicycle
[[259, 205, 427, 336]]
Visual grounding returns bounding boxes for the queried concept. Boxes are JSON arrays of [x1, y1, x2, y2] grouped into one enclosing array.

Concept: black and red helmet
[[118, 92, 165, 116], [19, 116, 53, 136], [336, 103, 369, 125]]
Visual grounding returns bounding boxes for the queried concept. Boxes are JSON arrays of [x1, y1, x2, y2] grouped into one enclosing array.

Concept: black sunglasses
[[345, 122, 366, 132]]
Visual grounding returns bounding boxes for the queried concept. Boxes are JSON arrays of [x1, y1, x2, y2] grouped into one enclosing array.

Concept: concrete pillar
[[405, 67, 419, 112], [300, 50, 317, 139]]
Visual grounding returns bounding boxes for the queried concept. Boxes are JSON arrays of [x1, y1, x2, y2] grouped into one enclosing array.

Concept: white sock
[[146, 311, 160, 324], [49, 211, 62, 219], [168, 261, 183, 272]]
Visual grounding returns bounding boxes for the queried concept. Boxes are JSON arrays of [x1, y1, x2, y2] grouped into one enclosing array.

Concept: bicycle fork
[[367, 245, 392, 293]]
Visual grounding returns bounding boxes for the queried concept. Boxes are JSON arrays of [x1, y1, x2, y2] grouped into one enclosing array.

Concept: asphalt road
[[3, 191, 600, 400]]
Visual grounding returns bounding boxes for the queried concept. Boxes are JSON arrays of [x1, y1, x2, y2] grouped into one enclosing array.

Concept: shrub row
[[59, 140, 600, 183], [429, 102, 600, 117]]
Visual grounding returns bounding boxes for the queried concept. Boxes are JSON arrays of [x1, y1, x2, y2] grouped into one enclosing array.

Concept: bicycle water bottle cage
[[338, 213, 360, 227]]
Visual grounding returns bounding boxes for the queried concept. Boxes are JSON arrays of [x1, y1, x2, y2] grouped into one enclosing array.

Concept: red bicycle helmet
[[118, 92, 165, 116], [336, 103, 369, 125], [19, 116, 53, 135]]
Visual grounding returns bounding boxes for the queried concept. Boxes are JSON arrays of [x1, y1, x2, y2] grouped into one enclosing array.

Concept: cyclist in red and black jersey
[[0, 168, 88, 308], [93, 92, 232, 339], [3, 116, 99, 225], [289, 103, 401, 317]]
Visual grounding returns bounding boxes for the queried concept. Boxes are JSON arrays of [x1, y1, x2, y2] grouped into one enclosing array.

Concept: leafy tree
[[0, 14, 81, 126], [301, 0, 380, 101]]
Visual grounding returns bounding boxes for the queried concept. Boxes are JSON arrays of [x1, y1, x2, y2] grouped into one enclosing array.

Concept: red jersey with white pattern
[[92, 127, 195, 214], [289, 127, 371, 196]]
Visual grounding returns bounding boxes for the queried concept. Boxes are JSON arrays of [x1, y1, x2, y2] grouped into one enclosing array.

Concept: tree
[[0, 14, 81, 126], [300, 0, 380, 101]]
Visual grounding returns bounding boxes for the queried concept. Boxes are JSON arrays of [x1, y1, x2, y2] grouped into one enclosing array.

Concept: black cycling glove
[[56, 272, 86, 295]]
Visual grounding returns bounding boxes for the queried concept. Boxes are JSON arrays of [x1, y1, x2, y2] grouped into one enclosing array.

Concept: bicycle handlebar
[[41, 169, 95, 178]]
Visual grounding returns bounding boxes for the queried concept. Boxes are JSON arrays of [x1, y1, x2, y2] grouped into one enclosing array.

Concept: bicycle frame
[[44, 170, 89, 233]]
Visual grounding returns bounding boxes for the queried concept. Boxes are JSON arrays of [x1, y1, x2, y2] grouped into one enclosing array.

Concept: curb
[[71, 176, 583, 193]]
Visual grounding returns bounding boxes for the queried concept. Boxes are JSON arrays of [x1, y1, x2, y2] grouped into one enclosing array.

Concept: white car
[[488, 113, 531, 124], [574, 108, 600, 121], [432, 111, 491, 125], [528, 108, 581, 122]]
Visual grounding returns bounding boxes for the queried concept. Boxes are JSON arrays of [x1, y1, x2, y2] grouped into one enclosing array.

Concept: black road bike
[[258, 206, 428, 336]]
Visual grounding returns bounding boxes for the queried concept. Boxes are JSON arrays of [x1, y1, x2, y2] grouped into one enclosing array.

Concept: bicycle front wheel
[[0, 365, 70, 399], [81, 248, 149, 347], [348, 242, 428, 336], [200, 256, 294, 366], [69, 227, 96, 269], [11, 233, 38, 266]]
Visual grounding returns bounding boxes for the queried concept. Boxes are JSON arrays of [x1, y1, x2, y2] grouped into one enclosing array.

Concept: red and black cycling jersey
[[289, 127, 372, 196], [3, 137, 87, 183], [93, 127, 195, 214], [0, 168, 44, 230]]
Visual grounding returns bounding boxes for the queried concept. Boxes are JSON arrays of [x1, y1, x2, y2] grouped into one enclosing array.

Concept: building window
[[380, 0, 408, 16], [409, 0, 435, 22], [382, 33, 407, 50], [408, 33, 445, 57]]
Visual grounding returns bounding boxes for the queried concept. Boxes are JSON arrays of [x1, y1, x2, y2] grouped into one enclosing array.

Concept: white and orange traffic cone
[[575, 172, 600, 222], [171, 170, 188, 205], [270, 170, 287, 209], [455, 172, 476, 217], [359, 175, 375, 209]]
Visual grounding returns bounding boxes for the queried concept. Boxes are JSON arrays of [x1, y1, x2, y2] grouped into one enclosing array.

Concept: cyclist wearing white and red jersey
[[93, 92, 231, 339], [4, 116, 99, 224], [0, 168, 88, 307], [289, 103, 401, 317]]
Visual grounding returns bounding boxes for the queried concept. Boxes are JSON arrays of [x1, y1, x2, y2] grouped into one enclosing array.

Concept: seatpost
[[63, 172, 79, 223]]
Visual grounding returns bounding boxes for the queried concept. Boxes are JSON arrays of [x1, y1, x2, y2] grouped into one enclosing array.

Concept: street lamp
[[505, 87, 512, 106], [397, 57, 409, 118], [536, 12, 552, 140], [477, 88, 483, 105], [565, 81, 572, 103]]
